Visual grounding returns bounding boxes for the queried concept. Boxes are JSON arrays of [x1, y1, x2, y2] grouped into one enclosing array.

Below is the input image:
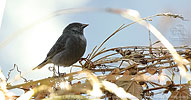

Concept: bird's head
[[64, 22, 88, 34]]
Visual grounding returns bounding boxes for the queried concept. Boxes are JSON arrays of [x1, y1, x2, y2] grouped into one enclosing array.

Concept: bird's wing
[[33, 35, 70, 70], [46, 34, 70, 59]]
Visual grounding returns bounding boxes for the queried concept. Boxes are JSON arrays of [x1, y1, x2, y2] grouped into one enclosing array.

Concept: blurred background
[[0, 0, 191, 99]]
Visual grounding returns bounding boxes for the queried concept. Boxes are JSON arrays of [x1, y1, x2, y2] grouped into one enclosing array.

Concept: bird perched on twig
[[33, 22, 88, 70]]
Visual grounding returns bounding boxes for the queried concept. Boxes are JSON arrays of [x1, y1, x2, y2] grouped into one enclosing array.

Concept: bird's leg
[[57, 66, 60, 76], [57, 66, 66, 77], [70, 66, 73, 73], [53, 65, 56, 76]]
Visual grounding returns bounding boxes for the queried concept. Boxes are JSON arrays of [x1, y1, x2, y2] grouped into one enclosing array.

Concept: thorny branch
[[5, 45, 191, 100]]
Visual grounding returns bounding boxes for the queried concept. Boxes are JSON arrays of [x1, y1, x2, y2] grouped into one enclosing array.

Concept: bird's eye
[[71, 27, 79, 31]]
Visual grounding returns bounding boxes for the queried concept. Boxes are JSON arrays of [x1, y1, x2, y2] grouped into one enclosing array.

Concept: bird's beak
[[82, 24, 89, 28]]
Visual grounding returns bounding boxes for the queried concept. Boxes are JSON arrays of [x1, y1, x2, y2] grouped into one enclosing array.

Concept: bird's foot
[[57, 66, 66, 77], [58, 72, 66, 77]]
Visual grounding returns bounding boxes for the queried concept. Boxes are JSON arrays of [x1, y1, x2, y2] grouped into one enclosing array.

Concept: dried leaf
[[110, 68, 120, 75], [129, 68, 137, 75], [166, 81, 173, 87], [115, 80, 143, 100], [71, 81, 83, 95], [163, 89, 169, 94], [35, 90, 49, 100], [106, 68, 120, 82], [71, 80, 92, 95], [168, 85, 191, 100], [117, 70, 132, 81], [147, 67, 157, 75], [106, 74, 117, 82]]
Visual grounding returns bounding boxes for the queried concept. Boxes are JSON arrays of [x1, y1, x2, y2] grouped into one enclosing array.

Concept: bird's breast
[[73, 34, 87, 55], [51, 34, 86, 66]]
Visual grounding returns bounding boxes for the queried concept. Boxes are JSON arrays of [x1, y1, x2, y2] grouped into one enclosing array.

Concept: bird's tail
[[32, 59, 49, 70]]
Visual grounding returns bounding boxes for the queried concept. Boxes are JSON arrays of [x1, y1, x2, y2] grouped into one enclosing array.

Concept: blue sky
[[0, 0, 191, 99]]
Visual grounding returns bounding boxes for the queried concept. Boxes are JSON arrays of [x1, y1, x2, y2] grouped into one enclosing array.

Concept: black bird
[[33, 22, 88, 70]]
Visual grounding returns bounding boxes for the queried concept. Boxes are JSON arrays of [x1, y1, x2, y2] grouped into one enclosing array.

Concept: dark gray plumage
[[33, 22, 88, 70]]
